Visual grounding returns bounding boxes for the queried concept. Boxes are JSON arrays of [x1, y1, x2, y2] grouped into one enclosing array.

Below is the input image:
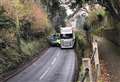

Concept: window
[[60, 34, 73, 39]]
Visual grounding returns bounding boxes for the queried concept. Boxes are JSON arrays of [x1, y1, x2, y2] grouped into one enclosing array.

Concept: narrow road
[[6, 47, 76, 82], [96, 37, 120, 82]]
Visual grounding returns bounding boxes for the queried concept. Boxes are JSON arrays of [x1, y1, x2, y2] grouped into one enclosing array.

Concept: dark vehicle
[[48, 34, 60, 46]]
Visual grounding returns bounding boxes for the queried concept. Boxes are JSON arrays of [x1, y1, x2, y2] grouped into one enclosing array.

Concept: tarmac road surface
[[7, 47, 76, 82]]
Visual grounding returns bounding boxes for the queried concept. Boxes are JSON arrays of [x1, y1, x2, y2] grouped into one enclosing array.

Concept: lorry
[[60, 27, 75, 48]]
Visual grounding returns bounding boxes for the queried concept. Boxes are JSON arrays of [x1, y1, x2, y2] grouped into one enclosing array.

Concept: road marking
[[39, 67, 50, 80], [57, 53, 60, 57], [57, 50, 61, 57], [51, 58, 56, 65], [40, 49, 60, 80]]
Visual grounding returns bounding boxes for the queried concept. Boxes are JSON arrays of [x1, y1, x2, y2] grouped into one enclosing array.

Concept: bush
[[0, 37, 48, 74], [75, 32, 87, 65], [92, 27, 105, 36], [75, 32, 87, 54], [0, 0, 52, 76]]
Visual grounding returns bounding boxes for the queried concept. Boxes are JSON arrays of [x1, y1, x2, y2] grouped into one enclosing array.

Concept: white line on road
[[51, 58, 56, 65], [40, 50, 60, 80], [57, 52, 60, 57], [56, 50, 60, 57], [39, 67, 50, 80], [51, 51, 60, 65]]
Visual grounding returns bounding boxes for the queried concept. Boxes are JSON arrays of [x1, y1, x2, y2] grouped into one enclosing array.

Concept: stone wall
[[103, 29, 120, 46]]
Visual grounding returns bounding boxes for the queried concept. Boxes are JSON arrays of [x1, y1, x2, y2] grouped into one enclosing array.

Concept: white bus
[[60, 27, 75, 48]]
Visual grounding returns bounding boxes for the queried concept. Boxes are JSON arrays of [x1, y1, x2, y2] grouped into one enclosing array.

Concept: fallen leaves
[[100, 60, 111, 82]]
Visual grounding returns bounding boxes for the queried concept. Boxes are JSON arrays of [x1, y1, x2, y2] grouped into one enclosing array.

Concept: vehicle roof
[[60, 27, 73, 34]]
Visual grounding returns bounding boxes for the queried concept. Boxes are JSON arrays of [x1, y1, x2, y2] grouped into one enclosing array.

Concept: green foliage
[[40, 0, 66, 31], [99, 80, 104, 82], [0, 0, 52, 75], [76, 32, 87, 47], [75, 32, 87, 56], [0, 7, 15, 28], [0, 38, 48, 74], [12, 0, 31, 34], [41, 0, 61, 17], [87, 4, 106, 25], [0, 48, 21, 73], [103, 0, 120, 20], [0, 6, 5, 15], [20, 39, 48, 57], [92, 27, 104, 36]]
